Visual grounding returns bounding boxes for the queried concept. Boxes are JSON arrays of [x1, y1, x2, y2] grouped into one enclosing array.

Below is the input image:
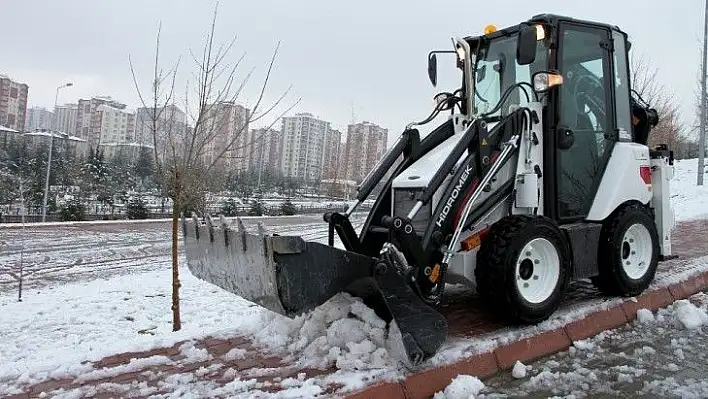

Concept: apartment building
[[53, 103, 78, 136], [279, 113, 333, 183], [96, 103, 136, 145], [25, 106, 54, 132], [134, 104, 187, 145], [0, 74, 29, 132], [322, 128, 342, 180], [74, 96, 127, 147], [341, 121, 388, 183], [99, 142, 152, 164], [21, 129, 89, 159], [134, 104, 187, 161], [200, 102, 250, 170], [249, 127, 282, 174]]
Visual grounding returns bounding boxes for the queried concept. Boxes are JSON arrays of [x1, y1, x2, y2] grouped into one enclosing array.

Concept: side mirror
[[516, 24, 537, 65], [428, 52, 438, 86]]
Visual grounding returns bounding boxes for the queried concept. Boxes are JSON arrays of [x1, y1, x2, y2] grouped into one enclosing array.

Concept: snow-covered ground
[[441, 292, 708, 398], [669, 158, 708, 222], [0, 158, 707, 397]]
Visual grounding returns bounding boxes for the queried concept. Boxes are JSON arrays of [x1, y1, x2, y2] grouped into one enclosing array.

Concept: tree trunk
[[171, 198, 182, 331]]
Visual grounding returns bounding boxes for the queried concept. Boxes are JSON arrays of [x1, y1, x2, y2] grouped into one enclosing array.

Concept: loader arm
[[381, 106, 533, 300], [323, 118, 456, 256]]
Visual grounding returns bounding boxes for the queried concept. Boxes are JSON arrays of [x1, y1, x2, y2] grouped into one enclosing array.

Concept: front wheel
[[475, 215, 572, 324]]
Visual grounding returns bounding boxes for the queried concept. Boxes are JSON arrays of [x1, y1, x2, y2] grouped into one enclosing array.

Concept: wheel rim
[[621, 223, 653, 280], [515, 237, 561, 304]]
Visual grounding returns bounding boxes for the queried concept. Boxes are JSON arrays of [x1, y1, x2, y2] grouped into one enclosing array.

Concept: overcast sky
[[3, 0, 704, 146]]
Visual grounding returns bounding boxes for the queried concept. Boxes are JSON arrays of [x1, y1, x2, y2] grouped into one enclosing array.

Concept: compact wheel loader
[[183, 14, 676, 367]]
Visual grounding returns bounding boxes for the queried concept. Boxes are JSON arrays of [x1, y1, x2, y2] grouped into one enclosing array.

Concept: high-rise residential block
[[25, 106, 54, 132], [0, 74, 29, 131], [322, 128, 342, 180], [75, 96, 127, 147], [200, 101, 250, 170], [134, 104, 187, 145], [279, 113, 332, 183], [53, 103, 78, 136], [135, 104, 187, 161], [341, 121, 388, 183], [249, 127, 282, 174], [96, 103, 136, 145]]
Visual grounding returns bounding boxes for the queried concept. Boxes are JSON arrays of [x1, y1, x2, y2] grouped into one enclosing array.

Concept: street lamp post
[[42, 82, 73, 222]]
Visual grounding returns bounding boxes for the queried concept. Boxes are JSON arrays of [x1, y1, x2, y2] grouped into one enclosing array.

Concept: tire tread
[[475, 214, 570, 324], [591, 203, 660, 297]]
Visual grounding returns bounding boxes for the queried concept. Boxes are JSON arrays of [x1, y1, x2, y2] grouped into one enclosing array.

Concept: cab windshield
[[472, 34, 548, 116]]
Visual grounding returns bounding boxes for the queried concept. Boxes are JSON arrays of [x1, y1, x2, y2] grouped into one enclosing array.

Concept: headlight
[[532, 71, 563, 92], [535, 24, 546, 40]]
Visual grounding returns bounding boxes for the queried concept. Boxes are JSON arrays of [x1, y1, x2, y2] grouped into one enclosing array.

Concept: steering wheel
[[568, 66, 605, 121]]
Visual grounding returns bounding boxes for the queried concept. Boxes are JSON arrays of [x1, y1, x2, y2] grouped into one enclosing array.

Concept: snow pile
[[636, 308, 656, 323], [238, 293, 397, 372], [512, 360, 528, 379], [221, 348, 247, 362], [670, 158, 708, 222], [433, 374, 485, 399], [673, 299, 708, 329]]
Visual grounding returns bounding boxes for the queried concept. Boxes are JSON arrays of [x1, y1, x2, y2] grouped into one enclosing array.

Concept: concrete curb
[[345, 270, 708, 399]]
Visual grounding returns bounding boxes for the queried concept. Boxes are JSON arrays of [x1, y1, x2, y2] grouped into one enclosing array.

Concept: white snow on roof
[[98, 142, 154, 148], [24, 130, 86, 142], [0, 125, 19, 133]]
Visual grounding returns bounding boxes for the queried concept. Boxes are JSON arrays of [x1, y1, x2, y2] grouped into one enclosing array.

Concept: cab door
[[554, 22, 616, 222]]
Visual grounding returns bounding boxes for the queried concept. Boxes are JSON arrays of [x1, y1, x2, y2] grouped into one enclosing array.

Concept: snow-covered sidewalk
[[439, 292, 708, 398]]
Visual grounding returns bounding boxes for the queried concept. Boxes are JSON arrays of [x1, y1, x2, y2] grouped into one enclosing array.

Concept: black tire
[[475, 215, 572, 324], [591, 203, 660, 297]]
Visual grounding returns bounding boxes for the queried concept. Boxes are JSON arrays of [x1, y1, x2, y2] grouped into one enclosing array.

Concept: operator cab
[[426, 13, 653, 224]]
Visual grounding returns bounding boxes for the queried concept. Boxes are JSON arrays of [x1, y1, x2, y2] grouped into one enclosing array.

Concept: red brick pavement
[[3, 335, 341, 398], [5, 219, 707, 398]]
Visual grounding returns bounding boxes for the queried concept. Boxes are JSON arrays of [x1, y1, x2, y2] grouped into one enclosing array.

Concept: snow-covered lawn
[[0, 266, 403, 396], [0, 157, 706, 396], [1, 263, 251, 386]]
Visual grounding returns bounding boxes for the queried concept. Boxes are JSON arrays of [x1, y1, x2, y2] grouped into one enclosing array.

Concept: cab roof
[[463, 13, 628, 45]]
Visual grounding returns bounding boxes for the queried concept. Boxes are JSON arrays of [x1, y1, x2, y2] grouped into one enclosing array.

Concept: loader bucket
[[182, 214, 449, 367]]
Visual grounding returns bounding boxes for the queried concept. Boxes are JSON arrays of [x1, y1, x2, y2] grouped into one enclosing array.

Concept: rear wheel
[[591, 203, 660, 296], [475, 215, 572, 323]]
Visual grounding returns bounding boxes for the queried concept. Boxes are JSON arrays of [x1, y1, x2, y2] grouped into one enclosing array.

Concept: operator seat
[[557, 81, 602, 217]]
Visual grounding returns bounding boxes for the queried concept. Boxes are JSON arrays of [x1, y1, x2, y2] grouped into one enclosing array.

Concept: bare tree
[[630, 52, 694, 158], [129, 2, 300, 331]]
